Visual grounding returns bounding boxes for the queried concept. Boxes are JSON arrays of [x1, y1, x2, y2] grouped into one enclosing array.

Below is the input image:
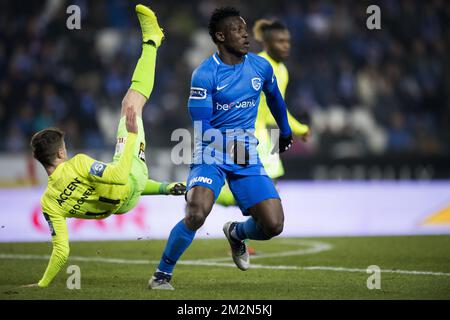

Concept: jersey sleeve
[[265, 108, 309, 135], [261, 60, 278, 93], [188, 66, 214, 110], [38, 210, 69, 287], [74, 133, 137, 185], [261, 60, 292, 137], [187, 67, 214, 133]]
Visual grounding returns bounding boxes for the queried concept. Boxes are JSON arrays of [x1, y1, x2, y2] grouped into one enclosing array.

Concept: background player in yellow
[[23, 4, 185, 288], [216, 19, 311, 207]]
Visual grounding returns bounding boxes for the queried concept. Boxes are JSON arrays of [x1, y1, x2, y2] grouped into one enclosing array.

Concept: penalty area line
[[1, 253, 450, 277]]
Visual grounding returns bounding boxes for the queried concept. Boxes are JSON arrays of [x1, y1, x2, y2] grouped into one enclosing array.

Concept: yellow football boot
[[135, 4, 165, 47]]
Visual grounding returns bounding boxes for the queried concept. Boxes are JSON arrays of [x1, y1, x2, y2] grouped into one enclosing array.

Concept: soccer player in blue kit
[[149, 7, 293, 290]]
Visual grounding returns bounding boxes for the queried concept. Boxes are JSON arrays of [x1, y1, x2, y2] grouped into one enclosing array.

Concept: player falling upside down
[[24, 5, 184, 288], [215, 19, 310, 208], [150, 7, 294, 290]]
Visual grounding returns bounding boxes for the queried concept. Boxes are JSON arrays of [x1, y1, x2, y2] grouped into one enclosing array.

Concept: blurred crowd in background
[[1, 0, 449, 159]]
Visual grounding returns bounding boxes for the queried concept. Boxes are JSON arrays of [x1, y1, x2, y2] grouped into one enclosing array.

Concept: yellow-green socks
[[142, 179, 169, 195], [130, 43, 157, 99]]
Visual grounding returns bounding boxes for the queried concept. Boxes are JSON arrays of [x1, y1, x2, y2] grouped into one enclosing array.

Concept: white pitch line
[[0, 253, 154, 264], [1, 253, 450, 277], [201, 239, 333, 262]]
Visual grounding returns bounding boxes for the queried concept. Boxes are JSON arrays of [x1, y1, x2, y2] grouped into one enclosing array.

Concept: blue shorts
[[186, 164, 280, 215]]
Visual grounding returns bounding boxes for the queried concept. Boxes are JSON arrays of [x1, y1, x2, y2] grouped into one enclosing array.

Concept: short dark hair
[[208, 7, 240, 43], [30, 128, 65, 168]]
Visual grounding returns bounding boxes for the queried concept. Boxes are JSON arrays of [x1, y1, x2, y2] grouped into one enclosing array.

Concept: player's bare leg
[[185, 186, 215, 230], [149, 186, 215, 290], [247, 198, 284, 237], [121, 89, 147, 118], [149, 187, 214, 290]]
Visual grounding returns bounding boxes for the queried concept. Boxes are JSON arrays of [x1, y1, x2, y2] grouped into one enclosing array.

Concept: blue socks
[[157, 219, 196, 275], [156, 218, 270, 276], [234, 217, 271, 241]]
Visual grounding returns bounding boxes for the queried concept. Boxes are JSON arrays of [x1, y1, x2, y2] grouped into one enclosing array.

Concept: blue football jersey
[[187, 52, 278, 174]]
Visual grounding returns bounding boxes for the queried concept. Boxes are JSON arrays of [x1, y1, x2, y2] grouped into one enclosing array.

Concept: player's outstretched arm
[[287, 111, 310, 142], [32, 213, 69, 288], [265, 106, 310, 142]]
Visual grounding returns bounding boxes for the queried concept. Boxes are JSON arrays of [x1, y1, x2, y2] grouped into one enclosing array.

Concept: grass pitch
[[0, 235, 449, 300]]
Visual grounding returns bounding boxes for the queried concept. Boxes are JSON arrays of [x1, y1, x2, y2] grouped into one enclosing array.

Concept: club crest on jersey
[[251, 77, 262, 91], [190, 87, 207, 100], [89, 161, 107, 177]]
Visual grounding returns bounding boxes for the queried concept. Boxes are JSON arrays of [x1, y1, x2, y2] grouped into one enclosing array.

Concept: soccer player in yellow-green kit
[[216, 19, 311, 207], [23, 4, 184, 288]]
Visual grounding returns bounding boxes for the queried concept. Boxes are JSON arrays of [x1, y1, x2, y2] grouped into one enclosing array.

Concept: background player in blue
[[149, 7, 293, 290]]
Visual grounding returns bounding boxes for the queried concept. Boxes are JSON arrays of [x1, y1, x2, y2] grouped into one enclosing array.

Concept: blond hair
[[253, 19, 274, 43], [253, 19, 288, 43]]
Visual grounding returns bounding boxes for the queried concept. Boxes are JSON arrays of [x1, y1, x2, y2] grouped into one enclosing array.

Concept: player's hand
[[272, 133, 293, 154], [299, 127, 311, 143], [167, 182, 186, 196], [20, 283, 39, 288], [125, 106, 138, 134]]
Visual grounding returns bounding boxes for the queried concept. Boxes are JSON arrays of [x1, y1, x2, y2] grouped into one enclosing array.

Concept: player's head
[[30, 128, 67, 168], [208, 7, 249, 56], [253, 19, 290, 62]]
